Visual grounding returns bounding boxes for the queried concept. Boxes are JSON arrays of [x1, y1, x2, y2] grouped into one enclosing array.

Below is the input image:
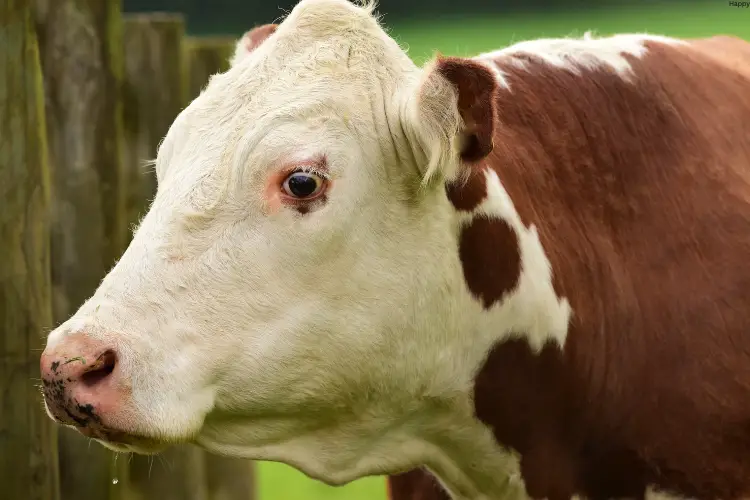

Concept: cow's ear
[[231, 24, 278, 66], [404, 55, 498, 183]]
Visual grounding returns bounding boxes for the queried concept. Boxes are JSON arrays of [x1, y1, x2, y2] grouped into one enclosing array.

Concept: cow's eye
[[282, 171, 325, 199]]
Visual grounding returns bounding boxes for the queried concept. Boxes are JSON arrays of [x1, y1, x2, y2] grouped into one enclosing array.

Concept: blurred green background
[[124, 1, 748, 499]]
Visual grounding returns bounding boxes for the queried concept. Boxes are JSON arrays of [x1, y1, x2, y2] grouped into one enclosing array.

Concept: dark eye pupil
[[287, 174, 318, 198]]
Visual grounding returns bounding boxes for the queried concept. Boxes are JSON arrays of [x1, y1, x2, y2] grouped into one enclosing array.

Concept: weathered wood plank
[[122, 12, 187, 230], [0, 1, 60, 498], [127, 445, 209, 500], [186, 36, 235, 100], [33, 0, 128, 497], [206, 452, 257, 500]]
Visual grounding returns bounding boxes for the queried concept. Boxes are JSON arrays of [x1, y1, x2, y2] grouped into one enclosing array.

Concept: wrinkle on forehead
[[152, 0, 421, 230], [157, 94, 358, 235]]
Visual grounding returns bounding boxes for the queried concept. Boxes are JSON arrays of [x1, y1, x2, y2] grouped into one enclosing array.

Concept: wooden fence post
[[205, 452, 257, 500], [0, 2, 60, 499], [33, 0, 128, 498], [186, 36, 235, 100], [120, 12, 212, 500], [122, 13, 187, 229], [128, 445, 209, 500]]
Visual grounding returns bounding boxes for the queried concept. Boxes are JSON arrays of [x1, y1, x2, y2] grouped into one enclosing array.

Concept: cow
[[38, 0, 750, 499]]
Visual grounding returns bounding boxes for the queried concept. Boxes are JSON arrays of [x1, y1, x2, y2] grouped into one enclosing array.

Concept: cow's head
[[40, 0, 505, 486]]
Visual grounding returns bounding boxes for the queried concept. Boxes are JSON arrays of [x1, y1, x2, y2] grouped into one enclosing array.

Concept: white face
[[42, 0, 474, 478]]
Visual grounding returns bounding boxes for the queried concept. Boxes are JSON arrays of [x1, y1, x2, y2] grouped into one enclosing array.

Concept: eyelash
[[291, 164, 330, 180]]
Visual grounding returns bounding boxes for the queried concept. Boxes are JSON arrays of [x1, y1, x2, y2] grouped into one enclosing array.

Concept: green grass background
[[257, 1, 748, 498]]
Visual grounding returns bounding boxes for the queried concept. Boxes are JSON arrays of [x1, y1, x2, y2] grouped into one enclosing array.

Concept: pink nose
[[40, 334, 118, 429]]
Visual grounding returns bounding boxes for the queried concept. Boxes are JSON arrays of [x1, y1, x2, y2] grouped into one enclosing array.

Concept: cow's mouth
[[76, 425, 168, 454], [45, 399, 168, 454]]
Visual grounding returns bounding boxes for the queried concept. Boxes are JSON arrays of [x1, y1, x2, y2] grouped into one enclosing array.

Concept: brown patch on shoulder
[[445, 165, 487, 211], [242, 23, 278, 53], [459, 216, 521, 309], [435, 56, 498, 162], [387, 470, 451, 500], [474, 339, 576, 500], [474, 338, 651, 500]]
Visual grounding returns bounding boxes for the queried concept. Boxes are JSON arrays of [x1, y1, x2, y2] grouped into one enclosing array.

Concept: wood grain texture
[[186, 36, 235, 100], [34, 0, 127, 497], [122, 13, 187, 231], [127, 445, 209, 500], [205, 451, 257, 500], [0, 0, 60, 498]]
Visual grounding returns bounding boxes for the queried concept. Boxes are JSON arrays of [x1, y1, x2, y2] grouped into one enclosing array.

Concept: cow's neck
[[394, 165, 574, 500]]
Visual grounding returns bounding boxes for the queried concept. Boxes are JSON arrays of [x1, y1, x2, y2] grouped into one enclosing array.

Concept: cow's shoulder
[[459, 32, 750, 500]]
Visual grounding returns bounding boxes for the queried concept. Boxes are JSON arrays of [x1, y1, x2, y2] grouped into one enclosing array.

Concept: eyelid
[[290, 164, 330, 180]]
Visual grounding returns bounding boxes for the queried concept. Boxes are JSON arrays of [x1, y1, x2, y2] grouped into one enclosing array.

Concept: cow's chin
[[74, 425, 171, 455]]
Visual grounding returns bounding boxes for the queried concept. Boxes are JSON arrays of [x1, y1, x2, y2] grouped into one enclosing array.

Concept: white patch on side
[[456, 168, 572, 351], [477, 32, 686, 79]]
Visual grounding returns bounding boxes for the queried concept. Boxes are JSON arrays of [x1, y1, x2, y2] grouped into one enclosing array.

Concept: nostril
[[80, 350, 117, 388]]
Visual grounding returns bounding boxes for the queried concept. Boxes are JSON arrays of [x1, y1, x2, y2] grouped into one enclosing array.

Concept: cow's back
[[690, 35, 750, 80]]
